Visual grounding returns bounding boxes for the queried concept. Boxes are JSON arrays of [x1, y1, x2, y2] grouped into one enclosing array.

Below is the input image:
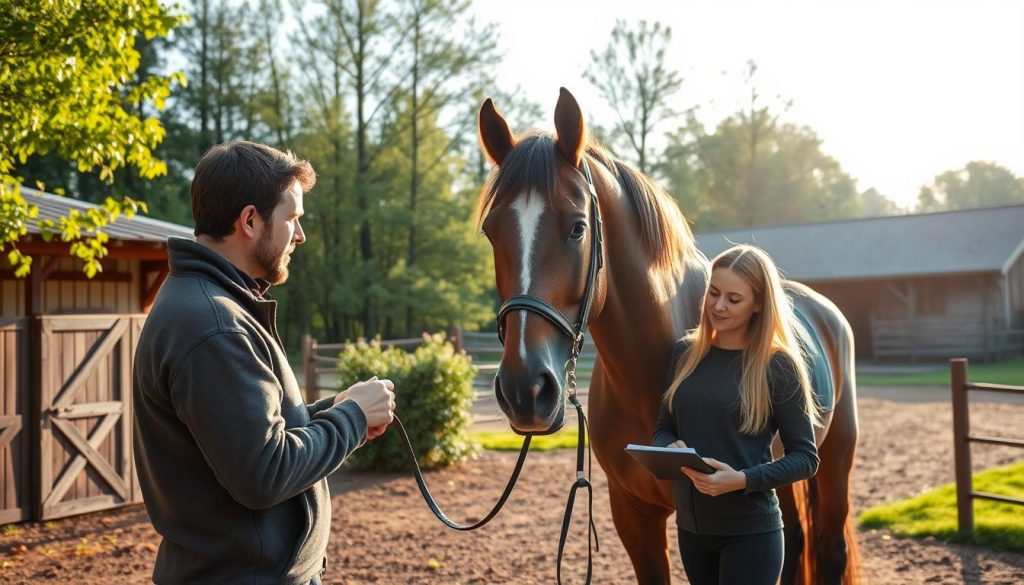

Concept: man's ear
[[239, 205, 260, 239]]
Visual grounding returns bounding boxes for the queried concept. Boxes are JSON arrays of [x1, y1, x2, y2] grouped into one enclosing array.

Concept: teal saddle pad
[[793, 307, 835, 412]]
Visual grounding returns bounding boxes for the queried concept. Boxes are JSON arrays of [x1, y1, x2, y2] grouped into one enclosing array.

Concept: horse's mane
[[474, 133, 694, 282]]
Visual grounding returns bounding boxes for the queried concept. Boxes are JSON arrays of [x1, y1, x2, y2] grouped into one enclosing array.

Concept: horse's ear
[[554, 87, 586, 166], [479, 98, 515, 166]]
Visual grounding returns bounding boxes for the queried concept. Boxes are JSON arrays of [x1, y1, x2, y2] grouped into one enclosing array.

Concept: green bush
[[336, 333, 478, 470]]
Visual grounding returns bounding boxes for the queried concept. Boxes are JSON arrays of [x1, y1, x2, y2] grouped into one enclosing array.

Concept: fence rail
[[873, 318, 1024, 361], [300, 328, 598, 403], [950, 358, 1024, 538]]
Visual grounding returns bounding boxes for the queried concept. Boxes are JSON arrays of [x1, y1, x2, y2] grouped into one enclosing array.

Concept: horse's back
[[784, 280, 856, 408]]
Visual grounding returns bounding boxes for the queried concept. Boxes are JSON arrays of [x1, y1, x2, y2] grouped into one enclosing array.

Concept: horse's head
[[475, 88, 608, 434]]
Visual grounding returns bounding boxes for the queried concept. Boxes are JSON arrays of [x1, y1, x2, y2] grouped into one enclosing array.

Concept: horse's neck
[[588, 250, 708, 401]]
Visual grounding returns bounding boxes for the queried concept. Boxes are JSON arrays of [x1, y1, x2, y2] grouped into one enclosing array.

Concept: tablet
[[625, 443, 717, 480]]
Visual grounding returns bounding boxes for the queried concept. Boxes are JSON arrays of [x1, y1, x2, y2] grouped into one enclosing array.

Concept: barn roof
[[695, 204, 1024, 282], [20, 187, 194, 242]]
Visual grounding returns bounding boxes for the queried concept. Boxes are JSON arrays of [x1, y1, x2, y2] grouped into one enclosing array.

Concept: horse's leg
[[774, 409, 834, 585], [809, 407, 858, 585], [607, 481, 673, 584]]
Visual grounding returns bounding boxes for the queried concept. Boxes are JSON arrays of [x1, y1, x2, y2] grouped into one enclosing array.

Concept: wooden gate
[[36, 315, 146, 520], [0, 318, 31, 523]]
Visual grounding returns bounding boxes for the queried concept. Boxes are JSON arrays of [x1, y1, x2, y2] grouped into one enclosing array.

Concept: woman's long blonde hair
[[664, 245, 819, 434]]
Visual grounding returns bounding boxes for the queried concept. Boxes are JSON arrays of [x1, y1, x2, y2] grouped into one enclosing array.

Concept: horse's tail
[[793, 477, 861, 585]]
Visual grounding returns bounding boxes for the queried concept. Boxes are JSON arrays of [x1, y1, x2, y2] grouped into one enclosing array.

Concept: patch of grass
[[858, 462, 1024, 551], [471, 427, 580, 451], [858, 358, 1024, 386]]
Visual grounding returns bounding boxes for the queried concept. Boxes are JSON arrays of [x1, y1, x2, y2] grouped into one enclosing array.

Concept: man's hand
[[667, 439, 688, 449], [680, 458, 747, 496], [336, 376, 395, 436]]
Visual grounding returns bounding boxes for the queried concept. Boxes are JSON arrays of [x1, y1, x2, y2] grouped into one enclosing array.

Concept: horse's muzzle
[[493, 366, 565, 435]]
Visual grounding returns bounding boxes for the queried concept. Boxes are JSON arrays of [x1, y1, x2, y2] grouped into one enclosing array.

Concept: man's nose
[[294, 220, 306, 244]]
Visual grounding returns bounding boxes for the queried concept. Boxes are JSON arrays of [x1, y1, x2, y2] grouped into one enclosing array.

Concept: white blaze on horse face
[[511, 191, 545, 363]]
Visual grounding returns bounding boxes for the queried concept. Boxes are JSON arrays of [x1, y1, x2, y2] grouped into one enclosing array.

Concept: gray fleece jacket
[[133, 237, 367, 584]]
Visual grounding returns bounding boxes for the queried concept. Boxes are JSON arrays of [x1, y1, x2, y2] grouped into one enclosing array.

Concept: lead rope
[[392, 413, 531, 530], [555, 348, 600, 584]]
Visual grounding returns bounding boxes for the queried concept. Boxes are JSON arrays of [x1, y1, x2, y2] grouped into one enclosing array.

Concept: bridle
[[496, 156, 605, 584], [396, 156, 605, 584], [496, 157, 604, 395]]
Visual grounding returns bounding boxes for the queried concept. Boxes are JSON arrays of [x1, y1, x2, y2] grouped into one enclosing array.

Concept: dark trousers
[[677, 527, 783, 585]]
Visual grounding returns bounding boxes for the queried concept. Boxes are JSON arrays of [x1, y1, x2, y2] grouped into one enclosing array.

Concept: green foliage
[[859, 462, 1024, 551], [918, 161, 1024, 212], [858, 358, 1024, 387], [859, 187, 904, 217], [336, 334, 478, 470], [0, 0, 184, 275], [665, 109, 861, 230], [471, 428, 580, 451]]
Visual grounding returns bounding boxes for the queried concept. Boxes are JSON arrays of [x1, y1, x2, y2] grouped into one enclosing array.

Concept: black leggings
[[677, 527, 783, 585]]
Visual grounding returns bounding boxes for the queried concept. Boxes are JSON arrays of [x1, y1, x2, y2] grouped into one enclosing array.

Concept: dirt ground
[[2, 390, 1023, 584]]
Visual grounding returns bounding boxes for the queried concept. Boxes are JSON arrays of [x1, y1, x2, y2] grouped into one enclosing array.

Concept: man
[[133, 141, 395, 585]]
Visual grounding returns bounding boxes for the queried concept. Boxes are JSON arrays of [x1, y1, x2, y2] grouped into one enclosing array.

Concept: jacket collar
[[166, 237, 277, 317]]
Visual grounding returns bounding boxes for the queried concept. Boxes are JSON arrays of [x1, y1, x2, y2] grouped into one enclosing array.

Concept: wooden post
[[950, 358, 973, 538], [448, 325, 464, 352], [302, 335, 317, 404]]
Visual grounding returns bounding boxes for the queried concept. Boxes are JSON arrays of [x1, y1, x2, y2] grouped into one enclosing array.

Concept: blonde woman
[[653, 244, 820, 585]]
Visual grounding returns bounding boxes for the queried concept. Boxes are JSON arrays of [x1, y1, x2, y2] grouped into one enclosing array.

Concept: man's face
[[254, 181, 306, 285]]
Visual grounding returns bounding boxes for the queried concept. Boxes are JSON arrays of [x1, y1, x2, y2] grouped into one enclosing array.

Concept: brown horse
[[475, 88, 859, 585]]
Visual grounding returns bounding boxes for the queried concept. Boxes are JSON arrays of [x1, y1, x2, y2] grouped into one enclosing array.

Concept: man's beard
[[254, 225, 290, 285]]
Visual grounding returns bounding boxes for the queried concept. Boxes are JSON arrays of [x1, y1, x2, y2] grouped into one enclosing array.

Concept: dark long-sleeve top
[[653, 342, 819, 535]]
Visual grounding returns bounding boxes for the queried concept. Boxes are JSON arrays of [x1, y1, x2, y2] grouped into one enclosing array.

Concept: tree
[[665, 111, 860, 230], [859, 187, 903, 217], [0, 0, 184, 276], [918, 161, 1024, 212], [584, 19, 683, 174], [296, 0, 411, 336], [401, 0, 498, 333]]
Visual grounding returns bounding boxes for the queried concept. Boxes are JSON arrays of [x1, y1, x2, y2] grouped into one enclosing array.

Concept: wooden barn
[[697, 204, 1024, 362], [0, 188, 192, 523]]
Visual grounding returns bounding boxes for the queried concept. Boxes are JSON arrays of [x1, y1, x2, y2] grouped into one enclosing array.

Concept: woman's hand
[[680, 458, 747, 496], [667, 440, 687, 449]]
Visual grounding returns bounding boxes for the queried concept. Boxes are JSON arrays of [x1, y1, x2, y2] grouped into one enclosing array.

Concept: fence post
[[448, 325, 464, 352], [302, 335, 317, 404], [950, 358, 973, 538]]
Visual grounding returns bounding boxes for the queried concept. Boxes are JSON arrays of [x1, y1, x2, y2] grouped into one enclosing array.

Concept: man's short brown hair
[[190, 141, 316, 239]]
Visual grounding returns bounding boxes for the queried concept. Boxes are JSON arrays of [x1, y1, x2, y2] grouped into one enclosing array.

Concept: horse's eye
[[569, 221, 587, 242]]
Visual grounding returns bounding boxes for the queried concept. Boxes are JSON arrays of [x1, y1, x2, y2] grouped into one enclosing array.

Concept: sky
[[467, 0, 1024, 209]]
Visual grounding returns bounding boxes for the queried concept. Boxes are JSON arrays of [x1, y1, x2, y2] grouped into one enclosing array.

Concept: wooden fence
[[300, 328, 597, 403], [950, 358, 1024, 538], [873, 317, 1024, 361]]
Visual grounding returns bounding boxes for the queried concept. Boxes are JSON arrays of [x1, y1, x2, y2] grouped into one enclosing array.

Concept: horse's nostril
[[534, 368, 559, 415]]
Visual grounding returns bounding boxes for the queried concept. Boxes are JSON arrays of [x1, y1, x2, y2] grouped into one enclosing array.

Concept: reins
[[397, 157, 604, 583]]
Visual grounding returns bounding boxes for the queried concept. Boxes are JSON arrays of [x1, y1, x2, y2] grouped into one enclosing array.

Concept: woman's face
[[705, 266, 761, 337]]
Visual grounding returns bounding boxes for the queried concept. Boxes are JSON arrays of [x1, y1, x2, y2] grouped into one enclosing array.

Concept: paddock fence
[[950, 357, 1024, 538]]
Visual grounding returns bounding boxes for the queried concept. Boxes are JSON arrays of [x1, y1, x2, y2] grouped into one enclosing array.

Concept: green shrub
[[336, 333, 478, 470]]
